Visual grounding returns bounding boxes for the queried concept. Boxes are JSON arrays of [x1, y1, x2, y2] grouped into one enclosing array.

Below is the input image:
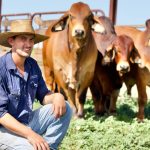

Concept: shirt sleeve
[[0, 80, 9, 118], [35, 65, 50, 104]]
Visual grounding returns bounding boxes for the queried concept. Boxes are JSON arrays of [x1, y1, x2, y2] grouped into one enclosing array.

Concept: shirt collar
[[6, 51, 32, 81], [6, 51, 16, 70]]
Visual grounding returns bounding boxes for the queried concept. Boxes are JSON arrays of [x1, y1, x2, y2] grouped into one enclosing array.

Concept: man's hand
[[43, 93, 66, 118], [0, 113, 50, 150], [27, 128, 50, 150], [52, 93, 66, 118]]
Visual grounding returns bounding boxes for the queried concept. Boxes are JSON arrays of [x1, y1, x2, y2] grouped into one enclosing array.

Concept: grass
[[59, 95, 150, 150], [33, 92, 150, 150]]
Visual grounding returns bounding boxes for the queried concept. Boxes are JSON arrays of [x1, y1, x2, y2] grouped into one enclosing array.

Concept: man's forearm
[[0, 113, 33, 138]]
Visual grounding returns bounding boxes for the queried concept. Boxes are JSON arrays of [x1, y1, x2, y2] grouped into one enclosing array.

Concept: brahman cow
[[90, 16, 122, 115], [102, 35, 141, 118], [42, 2, 106, 117], [113, 19, 150, 121], [103, 35, 140, 75], [91, 18, 140, 115], [104, 33, 150, 122], [115, 19, 150, 70]]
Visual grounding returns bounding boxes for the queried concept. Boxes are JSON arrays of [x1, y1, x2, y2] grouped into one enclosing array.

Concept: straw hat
[[0, 19, 49, 48]]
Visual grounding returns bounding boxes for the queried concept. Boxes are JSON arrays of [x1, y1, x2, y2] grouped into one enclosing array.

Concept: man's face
[[8, 34, 35, 58]]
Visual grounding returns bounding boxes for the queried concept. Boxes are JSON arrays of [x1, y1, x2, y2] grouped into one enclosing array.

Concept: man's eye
[[30, 38, 34, 42], [21, 37, 26, 41]]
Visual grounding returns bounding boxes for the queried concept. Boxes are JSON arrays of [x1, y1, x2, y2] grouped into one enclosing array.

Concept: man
[[0, 19, 72, 150]]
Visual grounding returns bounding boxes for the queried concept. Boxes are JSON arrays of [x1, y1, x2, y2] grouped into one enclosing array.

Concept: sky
[[1, 0, 150, 28]]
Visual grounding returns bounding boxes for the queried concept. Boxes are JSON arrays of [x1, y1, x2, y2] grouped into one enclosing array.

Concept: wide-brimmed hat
[[0, 19, 49, 48]]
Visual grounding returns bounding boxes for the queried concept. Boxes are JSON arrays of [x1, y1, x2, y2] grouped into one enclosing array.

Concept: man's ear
[[7, 37, 14, 46]]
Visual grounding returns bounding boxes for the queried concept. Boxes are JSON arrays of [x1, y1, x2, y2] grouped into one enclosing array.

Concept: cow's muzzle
[[75, 29, 85, 38]]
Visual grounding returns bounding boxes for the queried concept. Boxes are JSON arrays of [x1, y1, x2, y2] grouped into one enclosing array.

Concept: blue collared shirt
[[0, 52, 50, 124]]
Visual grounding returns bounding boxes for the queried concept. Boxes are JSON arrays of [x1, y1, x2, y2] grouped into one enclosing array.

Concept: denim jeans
[[0, 101, 72, 150]]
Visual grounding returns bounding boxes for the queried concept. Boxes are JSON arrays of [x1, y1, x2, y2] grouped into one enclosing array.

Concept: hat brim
[[0, 32, 49, 48]]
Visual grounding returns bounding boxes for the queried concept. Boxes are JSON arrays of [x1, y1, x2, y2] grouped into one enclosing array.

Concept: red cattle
[[103, 35, 141, 92], [42, 2, 106, 117], [114, 19, 150, 121], [103, 35, 140, 75], [91, 21, 140, 115], [103, 35, 143, 121], [115, 19, 150, 70], [90, 16, 122, 115]]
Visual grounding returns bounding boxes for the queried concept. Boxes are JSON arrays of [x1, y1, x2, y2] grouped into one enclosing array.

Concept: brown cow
[[90, 16, 122, 115], [101, 35, 141, 118], [103, 35, 140, 74], [115, 19, 150, 70], [114, 19, 150, 121], [42, 2, 106, 117], [91, 21, 140, 115], [105, 35, 149, 122]]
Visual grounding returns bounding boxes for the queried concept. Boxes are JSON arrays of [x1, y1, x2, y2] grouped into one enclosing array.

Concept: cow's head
[[102, 35, 141, 75], [51, 2, 106, 40]]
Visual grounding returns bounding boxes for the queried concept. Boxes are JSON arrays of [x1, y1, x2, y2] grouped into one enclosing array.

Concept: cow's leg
[[124, 80, 134, 96], [90, 84, 105, 116], [109, 89, 120, 115], [136, 81, 147, 122], [66, 88, 77, 116], [75, 88, 88, 118], [43, 66, 55, 91], [126, 84, 132, 95]]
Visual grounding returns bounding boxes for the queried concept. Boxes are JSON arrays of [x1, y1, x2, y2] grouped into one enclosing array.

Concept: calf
[[90, 16, 122, 115], [104, 35, 150, 122], [115, 19, 150, 70], [114, 20, 150, 121]]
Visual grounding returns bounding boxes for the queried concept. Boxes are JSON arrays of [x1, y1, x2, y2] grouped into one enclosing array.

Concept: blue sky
[[2, 0, 150, 26]]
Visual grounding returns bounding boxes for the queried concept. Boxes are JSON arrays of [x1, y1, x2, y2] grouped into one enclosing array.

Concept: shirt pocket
[[29, 76, 38, 101], [8, 89, 20, 115]]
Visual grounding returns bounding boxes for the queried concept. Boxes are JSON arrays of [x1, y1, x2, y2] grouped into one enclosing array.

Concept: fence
[[0, 9, 146, 50]]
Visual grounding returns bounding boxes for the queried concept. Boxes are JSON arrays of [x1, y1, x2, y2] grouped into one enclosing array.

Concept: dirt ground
[[0, 47, 150, 99]]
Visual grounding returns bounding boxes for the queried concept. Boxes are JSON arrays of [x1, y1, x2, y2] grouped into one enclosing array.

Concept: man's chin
[[16, 49, 31, 58]]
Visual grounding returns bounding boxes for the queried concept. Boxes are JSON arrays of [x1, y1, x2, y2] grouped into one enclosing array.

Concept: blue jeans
[[0, 102, 72, 150]]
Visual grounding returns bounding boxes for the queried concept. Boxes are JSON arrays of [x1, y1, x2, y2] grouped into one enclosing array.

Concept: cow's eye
[[117, 50, 121, 54]]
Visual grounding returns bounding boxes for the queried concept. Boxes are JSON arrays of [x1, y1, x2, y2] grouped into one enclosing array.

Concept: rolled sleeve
[[0, 84, 8, 118]]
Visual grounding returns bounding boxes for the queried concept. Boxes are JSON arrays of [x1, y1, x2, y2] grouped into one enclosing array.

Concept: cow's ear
[[106, 44, 116, 60], [102, 44, 116, 65], [51, 13, 69, 32], [91, 16, 106, 34], [130, 48, 141, 64]]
